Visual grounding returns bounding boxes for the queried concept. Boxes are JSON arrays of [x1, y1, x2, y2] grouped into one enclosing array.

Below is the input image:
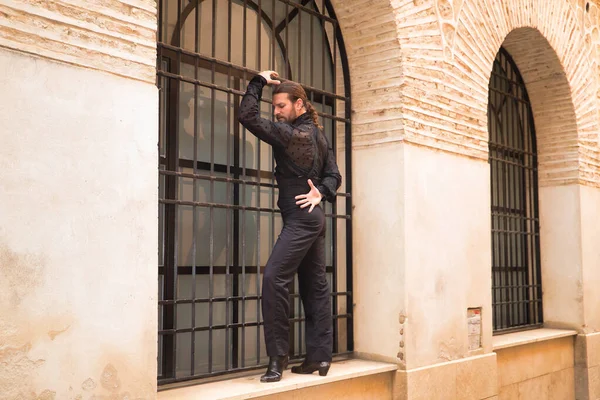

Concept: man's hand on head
[[259, 70, 281, 86]]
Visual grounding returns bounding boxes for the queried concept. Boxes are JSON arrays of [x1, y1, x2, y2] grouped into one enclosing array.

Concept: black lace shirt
[[238, 75, 342, 202]]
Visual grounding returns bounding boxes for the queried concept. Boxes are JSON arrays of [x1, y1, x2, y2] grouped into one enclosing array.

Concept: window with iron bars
[[488, 47, 543, 334], [156, 0, 353, 384]]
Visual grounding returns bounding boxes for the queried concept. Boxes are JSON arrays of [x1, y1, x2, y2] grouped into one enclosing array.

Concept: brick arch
[[330, 0, 405, 149], [451, 0, 599, 186], [499, 28, 581, 185], [391, 0, 600, 186]]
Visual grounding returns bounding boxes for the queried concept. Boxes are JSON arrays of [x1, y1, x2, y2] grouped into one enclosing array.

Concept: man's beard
[[277, 109, 297, 123]]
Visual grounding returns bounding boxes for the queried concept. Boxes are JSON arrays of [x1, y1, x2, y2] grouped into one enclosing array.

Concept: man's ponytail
[[304, 101, 322, 131]]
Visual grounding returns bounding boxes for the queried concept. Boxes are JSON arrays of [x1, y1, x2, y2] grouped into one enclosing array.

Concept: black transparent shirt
[[237, 75, 342, 202]]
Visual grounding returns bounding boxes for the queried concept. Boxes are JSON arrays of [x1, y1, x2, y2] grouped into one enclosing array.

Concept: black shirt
[[238, 75, 342, 202]]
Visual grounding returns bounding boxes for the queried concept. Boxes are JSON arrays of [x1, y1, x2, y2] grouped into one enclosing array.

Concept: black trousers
[[262, 178, 333, 362]]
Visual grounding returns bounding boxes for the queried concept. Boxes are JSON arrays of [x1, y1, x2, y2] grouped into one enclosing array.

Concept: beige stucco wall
[[580, 185, 600, 331], [0, 47, 158, 399], [0, 1, 158, 399], [403, 144, 492, 369]]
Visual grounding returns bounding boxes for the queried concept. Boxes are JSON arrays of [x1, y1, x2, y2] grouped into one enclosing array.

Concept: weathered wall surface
[[0, 1, 158, 399]]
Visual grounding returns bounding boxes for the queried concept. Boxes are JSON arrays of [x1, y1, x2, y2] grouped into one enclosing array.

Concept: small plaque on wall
[[467, 308, 482, 351]]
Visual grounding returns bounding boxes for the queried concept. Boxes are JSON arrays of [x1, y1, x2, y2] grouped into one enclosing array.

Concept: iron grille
[[156, 0, 353, 384], [488, 47, 543, 333]]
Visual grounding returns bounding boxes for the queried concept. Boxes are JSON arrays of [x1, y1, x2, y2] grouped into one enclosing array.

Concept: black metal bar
[[241, 1, 248, 364], [208, 0, 217, 375], [269, 0, 276, 365], [190, 0, 200, 376], [159, 313, 353, 336], [158, 265, 339, 276], [255, 0, 263, 366], [232, 76, 241, 369], [274, 0, 312, 35], [170, 0, 182, 379], [155, 48, 349, 102], [225, 0, 234, 372], [159, 199, 351, 219], [298, 6, 302, 83], [158, 292, 350, 307]]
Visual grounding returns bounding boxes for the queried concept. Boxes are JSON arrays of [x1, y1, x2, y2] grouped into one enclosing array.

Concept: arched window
[[157, 0, 352, 383], [488, 47, 543, 333]]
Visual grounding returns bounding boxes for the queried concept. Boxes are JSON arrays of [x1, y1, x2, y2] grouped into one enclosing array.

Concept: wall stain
[[47, 325, 70, 341], [0, 243, 48, 398], [0, 243, 45, 307], [101, 364, 121, 392], [82, 378, 96, 391], [438, 337, 461, 362], [0, 343, 46, 398], [36, 389, 56, 400]]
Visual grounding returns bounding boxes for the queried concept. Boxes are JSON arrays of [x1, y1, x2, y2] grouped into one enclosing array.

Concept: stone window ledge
[[157, 359, 398, 400], [492, 328, 578, 351]]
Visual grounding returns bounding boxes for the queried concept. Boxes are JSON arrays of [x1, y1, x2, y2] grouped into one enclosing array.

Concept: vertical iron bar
[[285, 2, 289, 79], [174, 0, 183, 377], [270, 0, 276, 360], [496, 64, 506, 330], [310, 7, 314, 87], [321, 1, 325, 91], [501, 54, 512, 330], [500, 63, 511, 331], [488, 67, 494, 330], [298, 7, 302, 83], [490, 101, 497, 330], [226, 0, 233, 372], [169, 0, 182, 379], [190, 0, 200, 376], [241, 0, 248, 368], [255, 0, 263, 366], [208, 0, 217, 374], [157, 0, 164, 377], [510, 82, 520, 327], [232, 78, 241, 369], [518, 84, 528, 325], [331, 20, 339, 355]]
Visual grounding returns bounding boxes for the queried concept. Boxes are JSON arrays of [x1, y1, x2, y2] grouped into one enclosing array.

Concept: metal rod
[[207, 0, 217, 374], [225, 0, 233, 372], [255, 0, 263, 366], [190, 0, 200, 376]]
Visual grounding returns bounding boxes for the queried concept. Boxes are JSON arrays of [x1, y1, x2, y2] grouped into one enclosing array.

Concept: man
[[238, 70, 342, 383]]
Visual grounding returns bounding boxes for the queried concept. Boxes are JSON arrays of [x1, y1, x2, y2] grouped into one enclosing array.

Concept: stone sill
[[157, 359, 397, 400], [492, 328, 578, 350]]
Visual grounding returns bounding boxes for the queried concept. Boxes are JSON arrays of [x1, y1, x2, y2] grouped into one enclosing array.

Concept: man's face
[[273, 93, 302, 123]]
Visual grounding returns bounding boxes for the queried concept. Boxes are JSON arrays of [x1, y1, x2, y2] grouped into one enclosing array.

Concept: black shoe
[[291, 361, 331, 376], [260, 356, 289, 383]]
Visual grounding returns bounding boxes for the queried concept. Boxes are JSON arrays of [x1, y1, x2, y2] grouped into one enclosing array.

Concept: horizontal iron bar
[[157, 70, 349, 123], [159, 198, 352, 219], [493, 324, 543, 335], [158, 291, 351, 305], [159, 169, 351, 198], [493, 284, 542, 289], [158, 314, 352, 334], [492, 299, 542, 306], [156, 43, 347, 102]]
